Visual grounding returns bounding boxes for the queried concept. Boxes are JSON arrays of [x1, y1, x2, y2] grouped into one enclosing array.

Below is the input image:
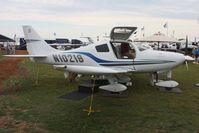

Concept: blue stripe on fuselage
[[64, 52, 116, 63], [63, 52, 175, 65]]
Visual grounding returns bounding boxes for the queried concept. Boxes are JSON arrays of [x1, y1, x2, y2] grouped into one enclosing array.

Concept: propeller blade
[[185, 61, 188, 70], [184, 55, 194, 61]]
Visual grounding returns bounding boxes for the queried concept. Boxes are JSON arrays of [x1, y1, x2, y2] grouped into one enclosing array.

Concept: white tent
[[136, 32, 179, 43], [135, 32, 179, 50]]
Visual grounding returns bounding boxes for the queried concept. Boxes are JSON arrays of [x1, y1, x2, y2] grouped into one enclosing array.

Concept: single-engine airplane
[[5, 26, 193, 92]]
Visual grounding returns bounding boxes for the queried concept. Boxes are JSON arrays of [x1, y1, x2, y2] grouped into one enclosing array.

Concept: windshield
[[111, 42, 136, 59], [133, 42, 152, 51]]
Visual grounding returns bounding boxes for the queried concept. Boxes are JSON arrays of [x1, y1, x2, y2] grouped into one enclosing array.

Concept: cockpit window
[[95, 44, 109, 52], [111, 42, 136, 59]]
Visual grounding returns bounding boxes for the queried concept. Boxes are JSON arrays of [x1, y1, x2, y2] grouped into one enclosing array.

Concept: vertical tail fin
[[23, 25, 57, 55]]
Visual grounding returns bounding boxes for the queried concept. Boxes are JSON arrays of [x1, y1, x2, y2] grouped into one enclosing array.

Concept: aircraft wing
[[49, 44, 87, 46], [111, 67, 135, 73], [64, 65, 134, 74], [4, 55, 47, 58]]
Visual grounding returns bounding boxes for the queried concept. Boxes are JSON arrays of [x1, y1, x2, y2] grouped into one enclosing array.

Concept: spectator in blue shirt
[[194, 46, 199, 64]]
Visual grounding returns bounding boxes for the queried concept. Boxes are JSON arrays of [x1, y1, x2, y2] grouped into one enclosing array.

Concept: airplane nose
[[171, 53, 185, 65], [178, 53, 186, 64]]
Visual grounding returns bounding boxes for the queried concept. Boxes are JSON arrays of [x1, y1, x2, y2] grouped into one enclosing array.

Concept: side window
[[95, 44, 109, 52]]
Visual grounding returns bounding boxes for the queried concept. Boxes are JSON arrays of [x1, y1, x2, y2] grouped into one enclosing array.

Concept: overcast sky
[[0, 0, 199, 40]]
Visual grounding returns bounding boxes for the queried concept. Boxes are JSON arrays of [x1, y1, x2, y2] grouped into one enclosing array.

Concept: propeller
[[184, 55, 194, 61], [185, 61, 189, 70], [184, 55, 194, 70]]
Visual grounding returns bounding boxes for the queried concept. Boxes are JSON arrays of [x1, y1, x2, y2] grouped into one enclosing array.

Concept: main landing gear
[[150, 71, 182, 93]]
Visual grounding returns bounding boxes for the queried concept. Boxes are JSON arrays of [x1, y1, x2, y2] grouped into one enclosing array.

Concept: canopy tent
[[135, 32, 179, 50], [0, 34, 15, 42], [136, 32, 178, 43]]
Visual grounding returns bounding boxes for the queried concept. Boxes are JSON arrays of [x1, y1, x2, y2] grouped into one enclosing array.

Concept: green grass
[[0, 50, 6, 60], [1, 60, 199, 133], [0, 51, 3, 60]]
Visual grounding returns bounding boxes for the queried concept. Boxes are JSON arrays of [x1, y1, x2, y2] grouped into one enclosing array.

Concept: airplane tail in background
[[23, 25, 57, 55]]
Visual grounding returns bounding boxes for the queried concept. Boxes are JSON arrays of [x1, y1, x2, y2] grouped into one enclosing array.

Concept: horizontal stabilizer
[[4, 55, 47, 58]]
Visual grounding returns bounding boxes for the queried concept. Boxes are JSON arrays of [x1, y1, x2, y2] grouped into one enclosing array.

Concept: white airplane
[[5, 26, 193, 92]]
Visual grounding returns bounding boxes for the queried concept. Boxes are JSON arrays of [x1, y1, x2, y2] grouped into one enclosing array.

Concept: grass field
[[0, 51, 3, 59], [0, 50, 6, 60], [1, 59, 199, 133]]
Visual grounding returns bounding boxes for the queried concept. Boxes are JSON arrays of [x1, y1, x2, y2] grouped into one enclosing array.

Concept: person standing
[[192, 47, 196, 59], [194, 45, 199, 64]]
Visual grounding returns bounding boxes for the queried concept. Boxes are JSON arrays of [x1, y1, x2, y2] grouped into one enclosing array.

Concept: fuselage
[[34, 41, 185, 73]]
